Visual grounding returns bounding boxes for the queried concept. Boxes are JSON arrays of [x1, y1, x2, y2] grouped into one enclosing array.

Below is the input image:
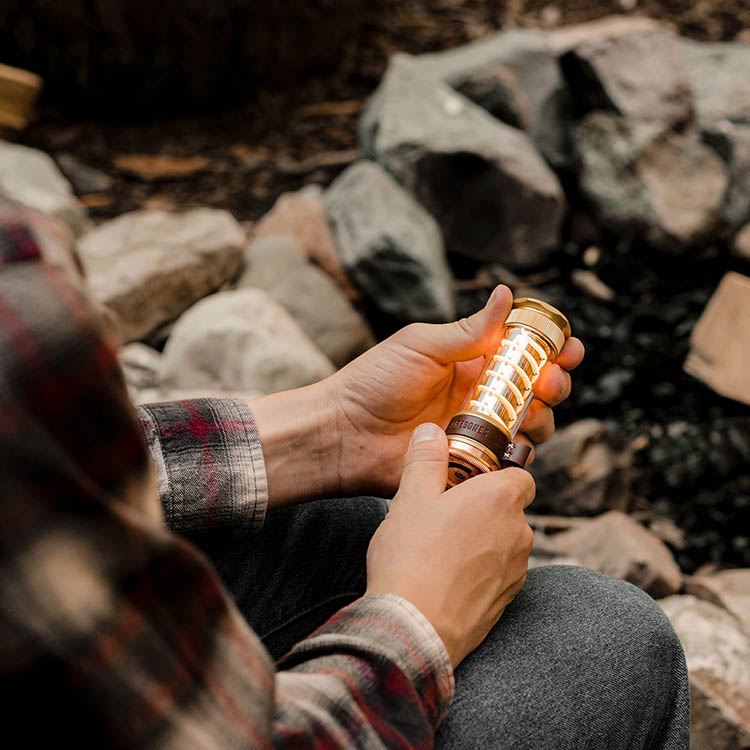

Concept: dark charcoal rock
[[681, 39, 750, 126], [360, 55, 566, 269], [530, 419, 632, 516], [415, 29, 571, 168], [560, 29, 693, 129], [573, 112, 727, 250], [324, 160, 455, 324]]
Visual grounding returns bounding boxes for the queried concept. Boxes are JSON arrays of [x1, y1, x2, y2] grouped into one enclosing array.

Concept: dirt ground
[[20, 0, 750, 226]]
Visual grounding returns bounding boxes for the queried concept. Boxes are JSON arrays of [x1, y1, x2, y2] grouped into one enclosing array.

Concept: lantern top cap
[[507, 297, 571, 356]]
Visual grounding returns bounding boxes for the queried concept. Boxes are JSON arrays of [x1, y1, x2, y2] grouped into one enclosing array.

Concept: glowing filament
[[468, 327, 550, 437]]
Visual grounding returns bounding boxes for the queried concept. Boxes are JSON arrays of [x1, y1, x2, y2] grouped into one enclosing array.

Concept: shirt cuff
[[137, 398, 268, 537], [280, 593, 455, 728]]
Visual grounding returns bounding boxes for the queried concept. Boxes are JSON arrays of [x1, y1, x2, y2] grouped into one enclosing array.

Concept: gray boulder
[[237, 234, 307, 290], [0, 141, 88, 236], [415, 29, 570, 168], [249, 185, 358, 300], [360, 56, 565, 269], [681, 40, 750, 126], [238, 234, 374, 367], [324, 160, 455, 323], [573, 112, 727, 249], [160, 289, 335, 395], [548, 15, 667, 54], [660, 595, 750, 750], [79, 208, 245, 343], [559, 29, 693, 129], [530, 419, 632, 516], [547, 511, 683, 598]]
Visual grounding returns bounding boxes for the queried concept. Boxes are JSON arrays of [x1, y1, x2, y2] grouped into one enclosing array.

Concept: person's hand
[[327, 285, 584, 497], [366, 421, 535, 668]]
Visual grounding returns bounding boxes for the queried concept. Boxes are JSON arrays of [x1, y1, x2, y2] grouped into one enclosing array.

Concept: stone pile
[[1, 15, 749, 748]]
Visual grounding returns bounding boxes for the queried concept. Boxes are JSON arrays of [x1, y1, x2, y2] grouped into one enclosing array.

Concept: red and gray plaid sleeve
[[138, 398, 268, 537], [0, 209, 454, 748]]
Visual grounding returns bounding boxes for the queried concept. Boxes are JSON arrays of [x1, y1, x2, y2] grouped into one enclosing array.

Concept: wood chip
[[275, 149, 360, 175], [295, 100, 364, 117], [113, 153, 211, 181], [571, 268, 615, 301], [0, 63, 43, 131], [684, 271, 750, 406], [80, 193, 114, 208]]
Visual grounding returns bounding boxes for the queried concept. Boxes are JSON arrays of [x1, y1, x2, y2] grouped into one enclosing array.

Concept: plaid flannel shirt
[[0, 207, 454, 747]]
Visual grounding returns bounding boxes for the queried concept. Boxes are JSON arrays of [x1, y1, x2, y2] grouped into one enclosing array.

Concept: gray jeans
[[197, 496, 690, 749]]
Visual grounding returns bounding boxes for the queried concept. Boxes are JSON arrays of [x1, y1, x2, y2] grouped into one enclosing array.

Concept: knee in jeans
[[521, 565, 682, 658]]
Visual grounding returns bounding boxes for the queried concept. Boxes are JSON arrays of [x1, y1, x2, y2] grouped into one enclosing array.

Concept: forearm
[[249, 380, 344, 509]]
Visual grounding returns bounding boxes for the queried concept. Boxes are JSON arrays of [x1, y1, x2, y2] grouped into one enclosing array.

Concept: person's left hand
[[325, 285, 585, 497]]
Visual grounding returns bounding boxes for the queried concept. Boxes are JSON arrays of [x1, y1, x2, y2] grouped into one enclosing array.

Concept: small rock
[[324, 160, 455, 324], [548, 510, 683, 598], [0, 141, 88, 236], [681, 40, 750, 125], [573, 112, 728, 249], [238, 235, 374, 367], [250, 185, 357, 300], [582, 245, 601, 266], [160, 289, 335, 395], [119, 342, 162, 404], [702, 121, 750, 229], [360, 56, 566, 268], [734, 224, 750, 260], [684, 272, 750, 406], [571, 268, 615, 301], [559, 29, 692, 128], [660, 595, 750, 750], [56, 153, 114, 195], [414, 29, 568, 166], [79, 208, 246, 343], [685, 569, 750, 630], [120, 342, 162, 390], [530, 419, 632, 516]]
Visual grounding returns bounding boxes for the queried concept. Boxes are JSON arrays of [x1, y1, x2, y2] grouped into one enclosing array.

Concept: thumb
[[401, 285, 513, 365], [397, 423, 449, 501]]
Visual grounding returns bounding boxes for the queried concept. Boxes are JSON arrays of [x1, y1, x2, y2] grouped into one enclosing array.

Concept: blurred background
[[1, 3, 749, 746]]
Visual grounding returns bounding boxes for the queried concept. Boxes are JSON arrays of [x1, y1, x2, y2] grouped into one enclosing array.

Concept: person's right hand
[[366, 422, 536, 669]]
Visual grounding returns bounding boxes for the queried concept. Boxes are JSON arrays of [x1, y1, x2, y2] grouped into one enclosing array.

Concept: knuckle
[[455, 316, 474, 338], [505, 467, 536, 497]]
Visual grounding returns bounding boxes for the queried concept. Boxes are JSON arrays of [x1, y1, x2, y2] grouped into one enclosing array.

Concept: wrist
[[249, 379, 341, 509]]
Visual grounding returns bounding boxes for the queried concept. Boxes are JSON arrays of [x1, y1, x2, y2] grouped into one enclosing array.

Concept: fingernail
[[410, 422, 442, 446]]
